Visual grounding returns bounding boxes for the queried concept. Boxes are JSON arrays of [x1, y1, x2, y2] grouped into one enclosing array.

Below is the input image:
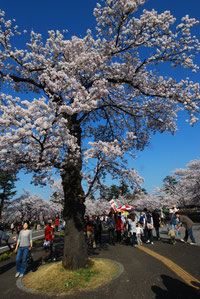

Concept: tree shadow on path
[[152, 274, 200, 299], [0, 260, 15, 275]]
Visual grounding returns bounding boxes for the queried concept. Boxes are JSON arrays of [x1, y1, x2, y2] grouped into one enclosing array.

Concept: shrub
[[0, 250, 15, 262]]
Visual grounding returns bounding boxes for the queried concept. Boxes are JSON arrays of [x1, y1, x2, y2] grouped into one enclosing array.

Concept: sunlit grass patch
[[22, 258, 120, 295], [54, 231, 64, 237], [33, 239, 43, 245], [0, 250, 15, 262]]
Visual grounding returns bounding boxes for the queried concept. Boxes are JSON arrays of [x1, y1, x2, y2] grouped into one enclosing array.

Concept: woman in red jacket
[[42, 221, 54, 264]]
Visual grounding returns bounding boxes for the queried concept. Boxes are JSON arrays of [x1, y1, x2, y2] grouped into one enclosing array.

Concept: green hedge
[[0, 250, 15, 262]]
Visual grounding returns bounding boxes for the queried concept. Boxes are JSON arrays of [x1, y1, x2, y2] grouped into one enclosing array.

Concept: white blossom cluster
[[50, 178, 65, 205], [155, 159, 200, 208], [133, 191, 162, 210], [84, 197, 110, 216], [172, 159, 200, 207], [3, 191, 62, 223]]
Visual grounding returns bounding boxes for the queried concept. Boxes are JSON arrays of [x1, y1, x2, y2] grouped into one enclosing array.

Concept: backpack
[[139, 215, 144, 225], [146, 213, 152, 224]]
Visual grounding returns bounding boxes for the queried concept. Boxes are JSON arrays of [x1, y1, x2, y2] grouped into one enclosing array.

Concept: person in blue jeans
[[175, 213, 196, 245], [15, 222, 32, 278], [169, 210, 179, 236]]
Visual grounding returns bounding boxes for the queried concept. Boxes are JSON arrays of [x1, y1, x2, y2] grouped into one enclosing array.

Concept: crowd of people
[[84, 206, 197, 249], [0, 206, 198, 280], [7, 218, 64, 236]]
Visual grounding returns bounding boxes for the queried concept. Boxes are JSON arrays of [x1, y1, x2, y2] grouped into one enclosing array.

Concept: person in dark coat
[[152, 210, 161, 240], [95, 216, 103, 245], [107, 212, 116, 245]]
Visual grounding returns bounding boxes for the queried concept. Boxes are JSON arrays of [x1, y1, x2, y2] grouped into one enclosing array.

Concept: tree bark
[[0, 198, 4, 218], [61, 117, 88, 270], [61, 163, 88, 269]]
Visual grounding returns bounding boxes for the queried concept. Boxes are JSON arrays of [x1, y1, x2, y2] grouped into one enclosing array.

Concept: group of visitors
[[87, 206, 197, 248], [0, 207, 197, 280], [9, 217, 64, 235], [106, 208, 156, 247]]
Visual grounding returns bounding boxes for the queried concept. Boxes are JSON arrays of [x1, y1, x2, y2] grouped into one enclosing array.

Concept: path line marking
[[137, 245, 200, 291]]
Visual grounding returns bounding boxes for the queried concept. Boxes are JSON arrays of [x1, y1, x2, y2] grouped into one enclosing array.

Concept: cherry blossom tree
[[0, 0, 200, 268], [156, 160, 200, 208], [154, 187, 179, 209], [156, 176, 180, 208], [3, 191, 62, 223], [133, 191, 161, 210], [50, 179, 64, 206], [85, 197, 110, 216], [172, 159, 200, 207], [50, 179, 110, 216]]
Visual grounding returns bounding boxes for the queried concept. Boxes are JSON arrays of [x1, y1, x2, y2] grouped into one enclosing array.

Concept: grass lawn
[[23, 258, 120, 296]]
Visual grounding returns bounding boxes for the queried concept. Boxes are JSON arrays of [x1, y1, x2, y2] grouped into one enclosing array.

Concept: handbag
[[43, 240, 51, 247], [147, 223, 153, 230], [26, 251, 33, 264]]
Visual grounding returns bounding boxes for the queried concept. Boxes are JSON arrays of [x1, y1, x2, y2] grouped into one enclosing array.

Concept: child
[[168, 228, 176, 245], [136, 222, 143, 246]]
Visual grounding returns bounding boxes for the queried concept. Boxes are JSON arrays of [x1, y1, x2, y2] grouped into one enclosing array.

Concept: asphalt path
[[0, 226, 199, 299]]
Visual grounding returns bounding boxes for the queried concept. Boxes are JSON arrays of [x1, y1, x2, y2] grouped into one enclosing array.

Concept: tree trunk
[[61, 116, 88, 270], [0, 197, 4, 218], [61, 164, 88, 270]]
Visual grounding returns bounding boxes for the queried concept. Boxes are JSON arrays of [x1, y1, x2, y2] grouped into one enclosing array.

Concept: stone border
[[95, 257, 124, 282], [16, 277, 35, 294], [16, 258, 124, 295]]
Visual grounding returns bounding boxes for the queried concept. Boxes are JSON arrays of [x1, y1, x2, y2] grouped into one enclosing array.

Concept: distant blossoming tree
[[133, 191, 162, 210], [0, 0, 200, 268], [156, 160, 200, 208], [3, 191, 62, 223], [50, 179, 111, 216], [156, 176, 180, 208], [172, 159, 200, 207], [85, 197, 110, 216], [50, 179, 65, 206]]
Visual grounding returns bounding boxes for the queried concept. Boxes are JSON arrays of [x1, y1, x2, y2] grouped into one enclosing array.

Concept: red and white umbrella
[[117, 205, 135, 212]]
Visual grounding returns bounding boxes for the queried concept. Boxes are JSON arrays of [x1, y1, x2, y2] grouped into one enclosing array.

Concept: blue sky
[[1, 0, 200, 199]]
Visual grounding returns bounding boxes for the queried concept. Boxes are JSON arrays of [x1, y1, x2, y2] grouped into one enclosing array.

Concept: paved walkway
[[0, 226, 200, 299]]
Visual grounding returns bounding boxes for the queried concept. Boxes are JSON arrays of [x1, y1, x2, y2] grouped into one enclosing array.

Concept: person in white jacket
[[127, 213, 137, 247], [136, 223, 143, 245]]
